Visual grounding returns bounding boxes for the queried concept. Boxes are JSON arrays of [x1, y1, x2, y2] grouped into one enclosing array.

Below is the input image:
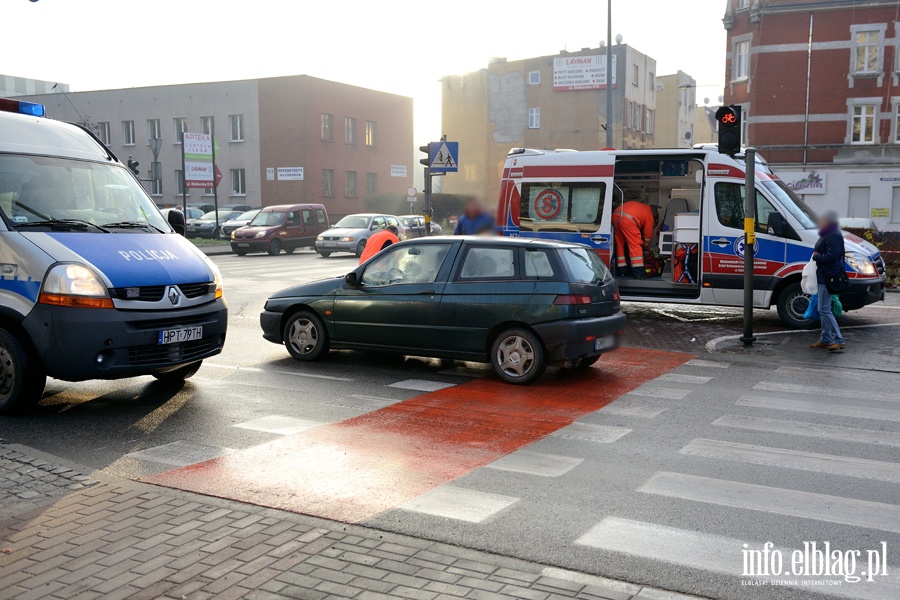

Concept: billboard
[[777, 171, 827, 195], [553, 54, 617, 91], [183, 132, 214, 188]]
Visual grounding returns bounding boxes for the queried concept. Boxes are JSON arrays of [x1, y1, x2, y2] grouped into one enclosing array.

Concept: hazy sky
[[7, 0, 727, 141]]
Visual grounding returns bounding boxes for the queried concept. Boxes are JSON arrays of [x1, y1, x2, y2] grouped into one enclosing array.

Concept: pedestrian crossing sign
[[429, 141, 459, 173]]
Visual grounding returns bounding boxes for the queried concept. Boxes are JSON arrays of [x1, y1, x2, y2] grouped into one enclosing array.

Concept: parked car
[[840, 217, 879, 231], [314, 213, 402, 257], [220, 203, 254, 212], [261, 237, 625, 384], [188, 203, 215, 214], [398, 215, 443, 239], [186, 210, 244, 239], [231, 204, 329, 256], [221, 209, 260, 239], [161, 206, 203, 221]]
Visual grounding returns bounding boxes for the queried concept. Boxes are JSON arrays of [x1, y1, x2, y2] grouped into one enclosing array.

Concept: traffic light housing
[[419, 144, 431, 167], [127, 156, 140, 177], [715, 105, 742, 155]]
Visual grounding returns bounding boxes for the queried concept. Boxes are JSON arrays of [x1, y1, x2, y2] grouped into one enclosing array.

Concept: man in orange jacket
[[611, 201, 657, 278], [359, 225, 400, 264]]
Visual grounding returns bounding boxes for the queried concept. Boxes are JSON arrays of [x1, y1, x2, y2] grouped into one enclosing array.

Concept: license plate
[[236, 243, 250, 247], [594, 336, 615, 351], [324, 242, 338, 247], [158, 326, 203, 345]]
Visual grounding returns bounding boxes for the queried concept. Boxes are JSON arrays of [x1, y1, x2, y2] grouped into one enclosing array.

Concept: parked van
[[0, 98, 228, 414], [230, 204, 329, 256], [497, 146, 885, 328]]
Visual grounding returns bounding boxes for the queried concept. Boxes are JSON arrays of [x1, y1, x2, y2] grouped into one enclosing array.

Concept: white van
[[0, 98, 227, 414], [497, 146, 885, 328]]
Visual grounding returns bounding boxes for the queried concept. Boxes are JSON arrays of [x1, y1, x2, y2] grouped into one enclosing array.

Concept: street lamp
[[605, 0, 613, 148]]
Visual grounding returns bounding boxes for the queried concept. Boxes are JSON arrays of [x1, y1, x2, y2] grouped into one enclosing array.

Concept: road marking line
[[126, 441, 232, 467], [657, 373, 712, 384], [680, 438, 900, 483], [387, 379, 456, 392], [551, 422, 632, 443], [324, 395, 397, 411], [484, 450, 582, 477], [639, 472, 900, 533], [713, 414, 900, 447], [737, 395, 900, 422], [204, 362, 354, 382], [755, 381, 900, 404], [399, 485, 519, 523], [234, 415, 325, 436], [601, 403, 669, 418], [685, 359, 729, 369], [575, 517, 900, 599], [628, 387, 692, 400]]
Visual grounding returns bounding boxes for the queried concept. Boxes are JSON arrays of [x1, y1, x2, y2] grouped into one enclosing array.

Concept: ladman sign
[[776, 171, 827, 195]]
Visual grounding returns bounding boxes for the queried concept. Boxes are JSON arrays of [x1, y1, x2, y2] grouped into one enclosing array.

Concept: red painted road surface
[[144, 348, 692, 523]]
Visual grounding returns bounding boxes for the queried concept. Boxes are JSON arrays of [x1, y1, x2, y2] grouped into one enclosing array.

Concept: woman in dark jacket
[[810, 210, 845, 351]]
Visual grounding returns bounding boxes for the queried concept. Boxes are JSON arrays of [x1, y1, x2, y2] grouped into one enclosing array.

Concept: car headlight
[[316, 235, 324, 241], [255, 230, 268, 238], [845, 251, 877, 276], [231, 232, 236, 240], [39, 264, 113, 309], [210, 262, 224, 299], [340, 237, 355, 242]]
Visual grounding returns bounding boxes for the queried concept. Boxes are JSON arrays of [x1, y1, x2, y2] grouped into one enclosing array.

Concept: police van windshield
[[0, 154, 171, 233], [760, 179, 817, 230]]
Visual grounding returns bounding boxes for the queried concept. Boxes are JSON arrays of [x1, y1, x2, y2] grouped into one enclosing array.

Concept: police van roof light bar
[[0, 98, 46, 117]]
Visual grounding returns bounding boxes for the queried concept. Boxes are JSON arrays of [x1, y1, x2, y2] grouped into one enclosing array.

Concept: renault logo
[[167, 286, 181, 306]]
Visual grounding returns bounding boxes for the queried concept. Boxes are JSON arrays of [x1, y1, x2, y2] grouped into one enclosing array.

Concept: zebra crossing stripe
[[736, 395, 900, 423], [713, 414, 900, 448], [755, 381, 900, 404]]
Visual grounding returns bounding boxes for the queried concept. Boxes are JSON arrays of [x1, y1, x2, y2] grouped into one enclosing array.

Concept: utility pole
[[741, 148, 757, 347], [605, 0, 614, 148]]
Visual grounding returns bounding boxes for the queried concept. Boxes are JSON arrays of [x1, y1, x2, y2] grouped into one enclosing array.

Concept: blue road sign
[[429, 141, 459, 173]]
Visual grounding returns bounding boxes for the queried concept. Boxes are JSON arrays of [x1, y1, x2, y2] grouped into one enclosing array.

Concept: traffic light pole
[[423, 167, 432, 235], [740, 148, 757, 347]]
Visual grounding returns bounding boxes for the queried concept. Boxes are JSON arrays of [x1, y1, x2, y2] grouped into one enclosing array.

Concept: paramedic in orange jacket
[[611, 201, 657, 278]]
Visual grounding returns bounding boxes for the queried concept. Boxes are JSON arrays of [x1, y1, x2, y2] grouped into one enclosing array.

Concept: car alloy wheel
[[282, 311, 329, 361], [288, 319, 318, 355], [490, 327, 546, 384]]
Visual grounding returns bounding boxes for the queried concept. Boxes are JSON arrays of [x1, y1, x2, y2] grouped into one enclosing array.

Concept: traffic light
[[127, 156, 140, 177], [715, 105, 742, 155], [419, 144, 431, 167]]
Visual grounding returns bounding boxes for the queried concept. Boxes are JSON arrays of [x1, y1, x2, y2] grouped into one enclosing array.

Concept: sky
[[6, 0, 728, 142]]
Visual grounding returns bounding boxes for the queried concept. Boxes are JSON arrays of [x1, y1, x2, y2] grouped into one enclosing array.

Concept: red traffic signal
[[715, 105, 742, 155]]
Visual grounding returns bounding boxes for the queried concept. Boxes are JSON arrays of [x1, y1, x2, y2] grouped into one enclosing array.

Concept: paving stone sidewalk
[[0, 444, 703, 600]]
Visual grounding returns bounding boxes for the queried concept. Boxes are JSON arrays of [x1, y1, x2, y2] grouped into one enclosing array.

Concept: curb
[[706, 321, 900, 353], [198, 245, 234, 256]]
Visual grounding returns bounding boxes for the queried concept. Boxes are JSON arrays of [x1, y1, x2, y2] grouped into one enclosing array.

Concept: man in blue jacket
[[810, 210, 845, 352], [454, 199, 495, 235]]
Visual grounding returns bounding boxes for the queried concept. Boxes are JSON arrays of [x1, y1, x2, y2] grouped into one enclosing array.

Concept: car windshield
[[760, 179, 817, 230], [400, 217, 415, 226], [235, 210, 259, 221], [334, 215, 370, 229], [0, 154, 170, 233], [249, 211, 286, 227], [561, 247, 613, 284]]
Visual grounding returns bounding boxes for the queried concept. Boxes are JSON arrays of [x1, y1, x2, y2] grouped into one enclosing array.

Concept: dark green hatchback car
[[260, 237, 626, 384]]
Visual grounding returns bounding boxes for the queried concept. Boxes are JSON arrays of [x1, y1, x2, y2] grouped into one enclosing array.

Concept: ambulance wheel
[[283, 311, 329, 361], [355, 240, 367, 258], [268, 239, 282, 256], [0, 327, 46, 416], [152, 361, 202, 384], [776, 282, 816, 329], [490, 327, 546, 385]]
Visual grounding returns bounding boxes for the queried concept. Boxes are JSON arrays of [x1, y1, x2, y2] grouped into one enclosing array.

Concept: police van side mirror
[[167, 210, 186, 236]]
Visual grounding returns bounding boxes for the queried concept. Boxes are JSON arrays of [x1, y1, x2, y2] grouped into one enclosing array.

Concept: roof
[[397, 236, 587, 250], [0, 111, 113, 162]]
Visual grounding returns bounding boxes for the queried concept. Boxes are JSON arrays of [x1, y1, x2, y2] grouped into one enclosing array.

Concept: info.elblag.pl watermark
[[742, 542, 889, 587]]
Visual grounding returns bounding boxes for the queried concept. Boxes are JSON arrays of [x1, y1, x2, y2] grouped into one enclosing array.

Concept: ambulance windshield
[[760, 179, 817, 230]]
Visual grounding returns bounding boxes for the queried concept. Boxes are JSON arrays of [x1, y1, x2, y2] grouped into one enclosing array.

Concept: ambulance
[[0, 98, 227, 414], [497, 146, 885, 328]]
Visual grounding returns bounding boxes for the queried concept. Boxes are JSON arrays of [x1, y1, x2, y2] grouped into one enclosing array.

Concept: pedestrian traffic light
[[419, 144, 431, 167], [127, 157, 140, 176], [715, 105, 742, 155]]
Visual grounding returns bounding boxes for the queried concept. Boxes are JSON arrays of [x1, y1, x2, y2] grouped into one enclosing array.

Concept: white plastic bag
[[801, 259, 818, 295]]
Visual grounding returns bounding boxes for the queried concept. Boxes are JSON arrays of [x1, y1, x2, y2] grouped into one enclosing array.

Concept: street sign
[[214, 165, 223, 189], [406, 186, 417, 197], [429, 142, 459, 173]]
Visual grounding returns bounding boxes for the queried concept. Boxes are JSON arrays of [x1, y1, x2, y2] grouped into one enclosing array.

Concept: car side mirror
[[167, 210, 186, 236], [345, 272, 359, 287]]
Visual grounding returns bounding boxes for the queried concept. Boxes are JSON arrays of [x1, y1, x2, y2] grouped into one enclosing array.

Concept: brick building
[[723, 0, 900, 229]]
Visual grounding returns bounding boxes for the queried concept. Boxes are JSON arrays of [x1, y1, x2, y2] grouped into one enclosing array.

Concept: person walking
[[810, 210, 846, 352], [358, 225, 399, 264]]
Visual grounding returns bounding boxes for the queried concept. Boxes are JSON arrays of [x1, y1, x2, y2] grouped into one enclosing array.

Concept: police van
[[0, 98, 227, 414], [497, 146, 885, 328]]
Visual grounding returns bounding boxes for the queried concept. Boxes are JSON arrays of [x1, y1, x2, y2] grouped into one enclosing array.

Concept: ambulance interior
[[612, 156, 704, 298]]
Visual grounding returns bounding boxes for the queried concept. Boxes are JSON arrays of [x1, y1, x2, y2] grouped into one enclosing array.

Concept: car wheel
[[355, 240, 367, 257], [268, 239, 282, 256], [776, 282, 817, 329], [284, 247, 296, 254], [235, 250, 248, 257], [152, 361, 202, 384], [283, 311, 330, 361], [490, 327, 546, 385], [0, 327, 46, 416], [573, 355, 601, 369], [317, 251, 331, 258], [211, 227, 220, 239]]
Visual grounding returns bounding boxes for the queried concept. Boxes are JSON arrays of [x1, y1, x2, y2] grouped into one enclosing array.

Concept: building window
[[322, 169, 334, 197], [891, 188, 900, 223], [733, 40, 750, 81], [635, 104, 643, 132], [367, 172, 377, 195], [365, 120, 377, 146], [173, 117, 187, 143], [528, 108, 541, 129], [737, 0, 749, 9], [200, 116, 214, 135], [149, 179, 162, 196], [851, 104, 877, 144], [632, 65, 639, 86], [626, 101, 633, 129], [646, 109, 654, 135], [174, 170, 185, 195], [853, 29, 882, 74], [345, 117, 356, 144], [230, 114, 244, 141], [122, 120, 135, 146], [648, 72, 655, 91], [231, 168, 246, 195], [147, 119, 160, 142], [98, 122, 110, 145], [894, 105, 900, 144], [345, 171, 357, 197], [321, 114, 334, 141], [528, 71, 541, 85]]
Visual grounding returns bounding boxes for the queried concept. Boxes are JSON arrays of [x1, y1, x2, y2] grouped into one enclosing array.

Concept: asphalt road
[[3, 248, 900, 600]]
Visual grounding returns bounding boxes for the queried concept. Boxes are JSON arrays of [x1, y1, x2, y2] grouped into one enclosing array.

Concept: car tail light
[[554, 294, 592, 305], [613, 291, 621, 301]]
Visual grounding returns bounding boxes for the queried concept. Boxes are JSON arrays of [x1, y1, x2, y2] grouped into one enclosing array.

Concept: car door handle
[[711, 238, 730, 247], [591, 236, 609, 243], [418, 289, 436, 295]]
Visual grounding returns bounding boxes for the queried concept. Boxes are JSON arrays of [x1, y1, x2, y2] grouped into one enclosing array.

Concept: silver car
[[221, 209, 260, 239], [398, 215, 443, 239], [315, 213, 401, 257]]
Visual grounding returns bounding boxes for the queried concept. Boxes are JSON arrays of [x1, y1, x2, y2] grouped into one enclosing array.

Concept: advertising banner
[[183, 132, 214, 188]]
